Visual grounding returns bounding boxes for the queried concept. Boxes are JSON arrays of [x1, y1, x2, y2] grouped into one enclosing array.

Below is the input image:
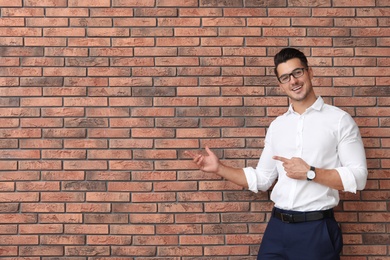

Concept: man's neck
[[291, 95, 317, 114]]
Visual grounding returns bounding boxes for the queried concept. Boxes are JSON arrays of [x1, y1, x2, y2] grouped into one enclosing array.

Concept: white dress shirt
[[243, 97, 368, 211]]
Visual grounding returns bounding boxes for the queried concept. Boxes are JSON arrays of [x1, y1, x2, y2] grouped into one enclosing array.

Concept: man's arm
[[273, 156, 344, 190], [185, 146, 249, 188]]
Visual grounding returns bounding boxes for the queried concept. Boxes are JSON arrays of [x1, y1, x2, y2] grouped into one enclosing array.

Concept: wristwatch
[[306, 166, 316, 181]]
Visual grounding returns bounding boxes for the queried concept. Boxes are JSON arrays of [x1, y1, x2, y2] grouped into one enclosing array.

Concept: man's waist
[[272, 207, 334, 224]]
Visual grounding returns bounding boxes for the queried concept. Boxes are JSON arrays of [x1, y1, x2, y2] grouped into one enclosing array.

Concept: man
[[185, 47, 368, 259]]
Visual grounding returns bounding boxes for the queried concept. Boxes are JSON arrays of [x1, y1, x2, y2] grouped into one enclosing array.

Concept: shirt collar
[[286, 96, 324, 115]]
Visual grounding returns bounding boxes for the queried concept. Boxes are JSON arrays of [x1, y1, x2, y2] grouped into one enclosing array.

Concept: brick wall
[[0, 0, 389, 259]]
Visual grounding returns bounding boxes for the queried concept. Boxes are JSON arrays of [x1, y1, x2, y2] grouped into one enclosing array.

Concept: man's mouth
[[292, 85, 302, 92]]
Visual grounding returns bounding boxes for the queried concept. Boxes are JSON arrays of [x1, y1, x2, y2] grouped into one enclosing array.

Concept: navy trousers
[[257, 209, 343, 260]]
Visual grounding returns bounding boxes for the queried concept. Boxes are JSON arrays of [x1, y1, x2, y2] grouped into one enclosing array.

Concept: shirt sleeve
[[336, 114, 368, 193], [243, 124, 278, 193]]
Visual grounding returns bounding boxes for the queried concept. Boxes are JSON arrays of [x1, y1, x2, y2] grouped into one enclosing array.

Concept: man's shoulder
[[322, 103, 351, 118], [269, 111, 290, 127]]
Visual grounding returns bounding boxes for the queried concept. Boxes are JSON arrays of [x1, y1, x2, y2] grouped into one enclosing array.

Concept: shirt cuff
[[243, 167, 259, 193], [336, 167, 357, 193]]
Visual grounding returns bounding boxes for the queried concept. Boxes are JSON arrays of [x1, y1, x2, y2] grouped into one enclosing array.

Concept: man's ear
[[308, 67, 314, 80], [277, 83, 286, 93]]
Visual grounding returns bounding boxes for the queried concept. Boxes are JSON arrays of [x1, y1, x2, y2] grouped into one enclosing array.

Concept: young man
[[185, 48, 368, 259]]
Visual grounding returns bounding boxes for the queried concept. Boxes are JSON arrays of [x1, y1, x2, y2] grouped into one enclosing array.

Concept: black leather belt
[[272, 207, 334, 224]]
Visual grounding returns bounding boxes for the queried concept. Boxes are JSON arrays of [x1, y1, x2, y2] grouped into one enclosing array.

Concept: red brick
[[0, 0, 22, 6], [159, 17, 201, 27], [112, 246, 156, 256], [204, 245, 249, 256], [132, 193, 176, 203], [108, 182, 152, 192], [89, 48, 133, 57], [178, 46, 221, 56], [112, 202, 156, 213], [40, 192, 84, 202], [0, 171, 39, 181], [88, 28, 129, 37], [314, 7, 355, 16], [200, 0, 243, 7], [157, 0, 198, 7], [68, 38, 111, 47], [153, 97, 198, 106], [158, 246, 203, 256], [2, 8, 42, 16], [201, 37, 244, 46], [132, 28, 173, 37], [177, 192, 223, 202], [133, 149, 177, 159], [248, 38, 288, 48], [159, 203, 203, 213], [221, 27, 261, 37], [65, 224, 108, 234], [156, 224, 201, 234], [334, 0, 376, 6], [26, 18, 67, 26], [19, 224, 63, 234], [131, 171, 177, 181], [19, 245, 63, 256], [65, 246, 110, 256], [41, 235, 85, 245], [44, 67, 86, 77], [0, 57, 19, 66], [343, 245, 387, 256], [157, 37, 200, 46], [0, 68, 41, 77], [87, 235, 132, 245], [46, 7, 88, 17], [0, 28, 41, 36], [179, 8, 222, 16], [248, 17, 291, 27], [157, 139, 198, 150], [44, 28, 85, 37], [133, 235, 178, 245], [0, 213, 37, 224], [112, 0, 155, 7], [175, 213, 220, 224], [113, 18, 156, 27], [24, 0, 67, 6], [21, 57, 64, 66], [91, 9, 133, 18]]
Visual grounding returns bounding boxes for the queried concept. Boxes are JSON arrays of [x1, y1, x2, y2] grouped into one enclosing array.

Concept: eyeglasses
[[277, 68, 307, 84]]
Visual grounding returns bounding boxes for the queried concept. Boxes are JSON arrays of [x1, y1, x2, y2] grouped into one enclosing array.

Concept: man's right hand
[[185, 146, 220, 173], [185, 146, 248, 188]]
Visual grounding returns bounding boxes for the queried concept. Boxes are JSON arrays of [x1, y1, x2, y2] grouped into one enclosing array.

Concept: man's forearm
[[313, 168, 344, 190], [216, 163, 249, 189]]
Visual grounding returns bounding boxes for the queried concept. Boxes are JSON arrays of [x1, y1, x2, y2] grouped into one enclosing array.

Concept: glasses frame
[[277, 67, 307, 84]]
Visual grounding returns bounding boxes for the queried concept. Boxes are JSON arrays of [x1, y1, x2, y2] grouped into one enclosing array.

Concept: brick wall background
[[0, 0, 389, 259]]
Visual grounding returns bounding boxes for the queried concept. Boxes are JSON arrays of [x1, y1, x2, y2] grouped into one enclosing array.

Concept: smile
[[292, 85, 302, 91]]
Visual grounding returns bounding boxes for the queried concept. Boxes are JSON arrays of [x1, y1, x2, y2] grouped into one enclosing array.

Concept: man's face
[[276, 58, 314, 102]]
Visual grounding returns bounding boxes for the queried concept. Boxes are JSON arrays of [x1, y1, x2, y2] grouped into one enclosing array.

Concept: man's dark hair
[[274, 48, 308, 76]]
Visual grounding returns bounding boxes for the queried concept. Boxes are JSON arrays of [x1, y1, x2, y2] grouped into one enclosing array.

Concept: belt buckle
[[281, 213, 293, 223]]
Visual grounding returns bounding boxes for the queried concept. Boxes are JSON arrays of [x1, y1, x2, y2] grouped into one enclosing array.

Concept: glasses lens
[[279, 75, 290, 83], [292, 68, 304, 78]]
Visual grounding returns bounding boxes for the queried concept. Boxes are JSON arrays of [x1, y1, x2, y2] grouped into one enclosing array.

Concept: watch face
[[307, 170, 315, 179]]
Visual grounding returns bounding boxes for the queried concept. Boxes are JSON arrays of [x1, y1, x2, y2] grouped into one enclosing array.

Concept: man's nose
[[289, 74, 299, 84]]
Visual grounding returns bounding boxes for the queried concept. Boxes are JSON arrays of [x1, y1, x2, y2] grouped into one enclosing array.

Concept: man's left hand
[[273, 156, 310, 180]]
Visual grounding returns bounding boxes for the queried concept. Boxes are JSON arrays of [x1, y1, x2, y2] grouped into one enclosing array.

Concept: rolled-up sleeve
[[337, 114, 368, 193], [243, 125, 278, 193]]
